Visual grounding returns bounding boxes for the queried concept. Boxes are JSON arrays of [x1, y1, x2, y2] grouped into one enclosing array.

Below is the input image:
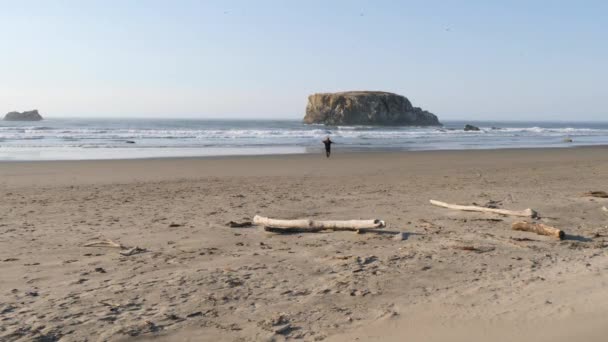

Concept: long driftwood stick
[[253, 215, 385, 233], [430, 200, 538, 218], [512, 221, 564, 240]]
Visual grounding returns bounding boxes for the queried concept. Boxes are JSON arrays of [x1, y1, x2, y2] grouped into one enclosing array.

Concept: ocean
[[1, 118, 608, 161]]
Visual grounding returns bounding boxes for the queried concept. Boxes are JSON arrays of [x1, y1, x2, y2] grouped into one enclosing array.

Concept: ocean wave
[[1, 129, 606, 141], [2, 123, 608, 151], [0, 126, 54, 131], [492, 126, 596, 133]]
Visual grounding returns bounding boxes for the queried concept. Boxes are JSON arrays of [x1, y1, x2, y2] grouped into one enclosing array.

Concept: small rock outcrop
[[3, 110, 43, 121], [464, 124, 480, 131], [304, 91, 440, 126]]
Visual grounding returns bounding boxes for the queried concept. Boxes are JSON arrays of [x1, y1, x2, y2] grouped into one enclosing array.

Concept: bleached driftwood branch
[[430, 200, 538, 218], [253, 215, 385, 233], [512, 221, 564, 240]]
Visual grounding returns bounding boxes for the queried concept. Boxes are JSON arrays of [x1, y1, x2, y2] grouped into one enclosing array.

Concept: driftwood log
[[253, 215, 385, 234], [512, 221, 564, 240], [430, 200, 538, 218]]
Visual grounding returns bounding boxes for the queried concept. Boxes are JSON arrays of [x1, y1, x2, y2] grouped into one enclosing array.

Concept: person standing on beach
[[322, 136, 333, 158]]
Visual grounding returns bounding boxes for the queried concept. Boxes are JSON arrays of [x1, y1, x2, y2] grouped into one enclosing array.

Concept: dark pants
[[325, 146, 331, 158]]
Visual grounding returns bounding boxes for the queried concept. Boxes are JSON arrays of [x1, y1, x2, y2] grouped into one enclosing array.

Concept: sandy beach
[[1, 147, 608, 341]]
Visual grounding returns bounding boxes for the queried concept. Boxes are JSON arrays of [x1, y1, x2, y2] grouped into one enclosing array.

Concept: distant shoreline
[[1, 144, 607, 164], [3, 118, 608, 161]]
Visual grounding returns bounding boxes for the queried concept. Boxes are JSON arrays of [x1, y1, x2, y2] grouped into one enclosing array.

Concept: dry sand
[[1, 147, 608, 341]]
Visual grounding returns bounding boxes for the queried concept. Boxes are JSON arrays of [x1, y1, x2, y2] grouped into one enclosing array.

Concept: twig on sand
[[84, 238, 147, 255], [430, 200, 538, 218], [100, 301, 120, 309], [120, 247, 147, 256], [453, 246, 495, 253], [582, 191, 608, 198], [510, 237, 538, 242], [227, 221, 253, 228], [512, 221, 565, 240], [83, 239, 125, 249]]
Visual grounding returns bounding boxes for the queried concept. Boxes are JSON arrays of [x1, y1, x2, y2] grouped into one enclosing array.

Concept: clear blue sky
[[1, 0, 606, 120]]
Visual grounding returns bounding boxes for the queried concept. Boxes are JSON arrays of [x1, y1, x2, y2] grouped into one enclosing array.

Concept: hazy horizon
[[2, 1, 606, 121]]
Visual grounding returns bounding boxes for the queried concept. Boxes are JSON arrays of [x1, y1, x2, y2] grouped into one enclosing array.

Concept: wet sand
[[1, 147, 608, 341]]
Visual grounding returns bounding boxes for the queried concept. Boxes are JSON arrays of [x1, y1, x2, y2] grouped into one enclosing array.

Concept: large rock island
[[304, 91, 440, 126], [4, 110, 43, 121]]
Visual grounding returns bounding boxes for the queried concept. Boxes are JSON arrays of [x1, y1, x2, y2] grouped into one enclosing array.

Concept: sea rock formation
[[464, 124, 480, 131], [3, 110, 43, 121], [303, 91, 440, 126]]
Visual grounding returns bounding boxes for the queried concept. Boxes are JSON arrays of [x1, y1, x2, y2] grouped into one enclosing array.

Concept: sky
[[0, 0, 606, 121]]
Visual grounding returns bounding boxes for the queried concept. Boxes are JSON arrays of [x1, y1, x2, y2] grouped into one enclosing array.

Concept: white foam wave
[[2, 124, 608, 149]]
